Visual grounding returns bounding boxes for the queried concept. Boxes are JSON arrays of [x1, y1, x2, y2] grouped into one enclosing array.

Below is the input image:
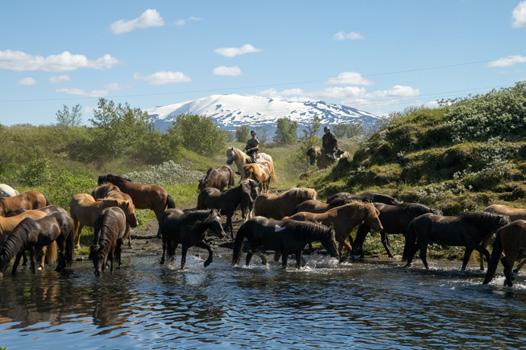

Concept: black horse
[[326, 192, 401, 208], [404, 212, 510, 270], [197, 179, 259, 237], [232, 216, 339, 268], [353, 202, 441, 258], [159, 209, 225, 269]]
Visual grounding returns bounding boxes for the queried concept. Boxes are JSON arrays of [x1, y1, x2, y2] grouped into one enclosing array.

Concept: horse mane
[[459, 211, 509, 228], [283, 219, 332, 239], [280, 188, 316, 202], [400, 202, 437, 214], [0, 218, 33, 260], [182, 209, 212, 222]]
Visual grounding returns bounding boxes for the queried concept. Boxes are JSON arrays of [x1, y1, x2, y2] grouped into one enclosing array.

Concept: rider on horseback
[[245, 130, 259, 163], [322, 126, 339, 160]]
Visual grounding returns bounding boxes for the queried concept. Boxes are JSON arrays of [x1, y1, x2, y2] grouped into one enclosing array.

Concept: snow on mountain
[[146, 94, 380, 133]]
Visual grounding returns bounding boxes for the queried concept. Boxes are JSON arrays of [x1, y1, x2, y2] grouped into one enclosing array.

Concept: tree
[[273, 117, 298, 144], [169, 114, 226, 155], [56, 104, 82, 127], [302, 116, 321, 147], [235, 125, 250, 142]]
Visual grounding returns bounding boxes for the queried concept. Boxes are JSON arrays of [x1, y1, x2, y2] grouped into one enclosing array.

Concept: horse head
[[226, 147, 235, 165], [364, 204, 383, 232], [207, 209, 226, 239], [118, 200, 138, 228], [89, 244, 103, 277]]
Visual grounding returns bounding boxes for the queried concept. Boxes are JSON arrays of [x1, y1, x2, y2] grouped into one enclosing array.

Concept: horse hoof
[[37, 266, 43, 271]]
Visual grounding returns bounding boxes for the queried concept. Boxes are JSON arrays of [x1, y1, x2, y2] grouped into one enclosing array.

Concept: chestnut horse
[[198, 166, 235, 191], [288, 202, 383, 259], [89, 207, 128, 277], [70, 193, 138, 249], [483, 220, 526, 287], [242, 160, 275, 192], [295, 199, 340, 214], [254, 187, 317, 219], [0, 209, 75, 276], [485, 204, 526, 222], [98, 174, 175, 236], [0, 191, 48, 216]]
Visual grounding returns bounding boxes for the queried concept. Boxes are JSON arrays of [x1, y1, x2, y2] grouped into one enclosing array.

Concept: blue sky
[[1, 0, 525, 125]]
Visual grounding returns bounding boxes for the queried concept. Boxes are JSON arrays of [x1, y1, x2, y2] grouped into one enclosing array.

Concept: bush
[[235, 126, 250, 142], [169, 115, 226, 156], [273, 117, 298, 144]]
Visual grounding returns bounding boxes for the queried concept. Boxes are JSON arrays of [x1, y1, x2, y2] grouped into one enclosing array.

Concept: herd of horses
[[0, 146, 525, 289]]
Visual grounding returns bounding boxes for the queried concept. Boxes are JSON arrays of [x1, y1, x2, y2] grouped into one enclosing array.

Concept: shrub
[[273, 118, 298, 144], [235, 125, 250, 142], [169, 115, 226, 155]]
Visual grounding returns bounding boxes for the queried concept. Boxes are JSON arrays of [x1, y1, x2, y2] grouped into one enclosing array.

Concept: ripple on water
[[0, 253, 526, 348]]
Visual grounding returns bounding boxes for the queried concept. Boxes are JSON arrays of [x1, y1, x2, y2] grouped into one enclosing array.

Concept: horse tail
[[45, 241, 58, 266], [65, 224, 75, 266], [402, 220, 417, 261], [232, 222, 249, 265], [483, 230, 503, 285], [228, 167, 235, 187], [166, 194, 176, 209]]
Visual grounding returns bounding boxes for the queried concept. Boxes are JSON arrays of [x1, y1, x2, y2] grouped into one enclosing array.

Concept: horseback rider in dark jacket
[[322, 126, 338, 160], [245, 130, 259, 163]]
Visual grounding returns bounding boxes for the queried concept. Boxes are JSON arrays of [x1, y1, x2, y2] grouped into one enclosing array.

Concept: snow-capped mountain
[[146, 94, 380, 133]]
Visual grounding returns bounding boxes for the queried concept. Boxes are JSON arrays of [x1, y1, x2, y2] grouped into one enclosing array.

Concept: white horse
[[0, 184, 19, 198], [226, 147, 274, 177]]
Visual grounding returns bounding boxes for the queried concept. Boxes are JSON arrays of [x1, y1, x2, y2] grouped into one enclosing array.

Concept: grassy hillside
[[308, 82, 526, 214]]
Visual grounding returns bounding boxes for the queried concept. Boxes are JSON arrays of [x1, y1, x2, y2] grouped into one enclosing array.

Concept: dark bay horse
[[353, 202, 441, 258], [404, 212, 510, 270], [232, 217, 339, 268], [0, 209, 75, 276], [89, 207, 128, 277], [326, 192, 401, 207], [197, 179, 259, 237], [0, 191, 49, 216], [198, 166, 235, 191], [98, 174, 175, 236], [483, 220, 526, 286], [159, 209, 225, 269]]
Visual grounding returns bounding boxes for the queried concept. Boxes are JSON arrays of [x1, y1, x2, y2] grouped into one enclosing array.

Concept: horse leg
[[195, 241, 213, 267], [472, 244, 491, 272], [74, 219, 82, 250], [281, 250, 289, 269], [30, 247, 37, 274], [12, 252, 24, 275], [513, 258, 526, 274], [381, 231, 394, 258], [257, 252, 267, 265], [461, 247, 474, 271], [109, 249, 114, 274], [227, 215, 234, 239], [180, 244, 189, 269], [419, 242, 429, 270], [295, 251, 303, 269], [502, 257, 514, 287], [245, 252, 253, 266]]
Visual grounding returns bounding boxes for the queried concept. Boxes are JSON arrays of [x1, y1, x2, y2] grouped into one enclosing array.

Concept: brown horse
[[295, 199, 339, 214], [485, 204, 526, 222], [0, 209, 75, 276], [159, 209, 225, 269], [198, 166, 235, 191], [98, 174, 175, 235], [254, 187, 317, 219], [326, 192, 402, 207], [232, 217, 339, 268], [243, 160, 275, 192], [0, 191, 49, 216], [483, 220, 526, 286], [197, 179, 259, 237], [70, 193, 138, 249], [89, 207, 128, 277], [404, 212, 510, 271], [288, 202, 383, 259], [91, 183, 120, 199]]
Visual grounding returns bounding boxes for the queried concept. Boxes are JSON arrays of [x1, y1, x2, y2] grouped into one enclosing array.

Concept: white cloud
[[175, 16, 202, 26], [372, 85, 420, 98], [326, 71, 372, 85], [49, 74, 70, 83], [0, 50, 118, 72], [57, 83, 120, 98], [110, 9, 164, 34], [488, 54, 526, 67], [134, 71, 191, 85], [18, 77, 36, 86], [512, 1, 526, 27], [213, 65, 242, 76], [215, 44, 261, 57], [334, 31, 363, 41]]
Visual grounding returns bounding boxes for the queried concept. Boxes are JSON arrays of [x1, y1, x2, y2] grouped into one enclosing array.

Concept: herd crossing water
[[0, 251, 525, 349]]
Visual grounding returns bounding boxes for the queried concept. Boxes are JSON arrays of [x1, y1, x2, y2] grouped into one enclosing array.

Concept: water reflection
[[0, 253, 525, 349]]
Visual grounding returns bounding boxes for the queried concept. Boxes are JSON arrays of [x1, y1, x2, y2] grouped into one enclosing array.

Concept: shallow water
[[0, 250, 525, 349]]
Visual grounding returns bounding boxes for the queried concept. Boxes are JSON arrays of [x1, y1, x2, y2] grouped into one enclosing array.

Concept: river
[[0, 251, 525, 349]]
